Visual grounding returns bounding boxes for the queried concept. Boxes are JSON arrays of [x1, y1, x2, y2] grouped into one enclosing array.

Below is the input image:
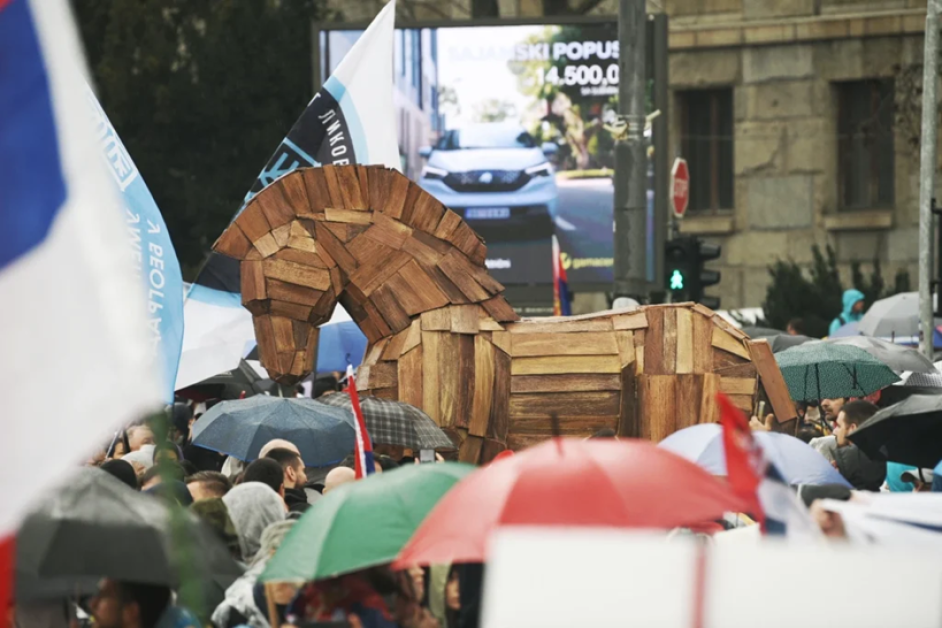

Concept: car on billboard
[[418, 123, 559, 237]]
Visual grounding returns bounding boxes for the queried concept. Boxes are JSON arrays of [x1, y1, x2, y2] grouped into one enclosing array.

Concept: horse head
[[213, 165, 518, 384]]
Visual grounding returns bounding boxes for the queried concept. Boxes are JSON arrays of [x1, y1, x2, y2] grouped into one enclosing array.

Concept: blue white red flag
[[345, 365, 375, 478], [177, 1, 399, 390], [0, 0, 160, 529], [717, 394, 819, 539], [552, 235, 571, 317]]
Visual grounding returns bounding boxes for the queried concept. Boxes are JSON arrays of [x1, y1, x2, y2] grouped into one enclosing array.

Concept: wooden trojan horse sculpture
[[214, 165, 796, 464]]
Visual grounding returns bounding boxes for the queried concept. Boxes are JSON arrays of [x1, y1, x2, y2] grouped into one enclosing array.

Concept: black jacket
[[284, 487, 310, 514], [834, 443, 886, 491]]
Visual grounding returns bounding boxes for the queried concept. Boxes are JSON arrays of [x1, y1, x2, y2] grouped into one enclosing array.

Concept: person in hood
[[829, 288, 866, 335], [264, 448, 310, 514], [222, 482, 286, 563]]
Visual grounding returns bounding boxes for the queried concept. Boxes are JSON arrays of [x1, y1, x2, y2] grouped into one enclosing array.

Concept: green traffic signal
[[670, 269, 684, 291]]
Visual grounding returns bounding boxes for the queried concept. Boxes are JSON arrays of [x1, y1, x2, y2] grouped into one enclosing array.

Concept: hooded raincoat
[[829, 289, 865, 335]]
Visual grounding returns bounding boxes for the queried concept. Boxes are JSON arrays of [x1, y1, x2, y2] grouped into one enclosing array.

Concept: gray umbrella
[[191, 396, 356, 465], [317, 392, 455, 450], [823, 336, 937, 374], [17, 469, 242, 588], [743, 327, 814, 353], [858, 292, 941, 338]]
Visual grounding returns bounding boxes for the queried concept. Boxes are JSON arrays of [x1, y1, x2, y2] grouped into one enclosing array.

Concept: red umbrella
[[394, 438, 746, 567]]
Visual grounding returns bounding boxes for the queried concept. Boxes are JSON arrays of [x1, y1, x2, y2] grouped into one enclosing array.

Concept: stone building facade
[[325, 0, 933, 310]]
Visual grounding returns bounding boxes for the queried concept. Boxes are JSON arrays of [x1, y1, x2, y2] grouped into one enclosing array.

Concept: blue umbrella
[[191, 396, 355, 465], [659, 423, 851, 487]]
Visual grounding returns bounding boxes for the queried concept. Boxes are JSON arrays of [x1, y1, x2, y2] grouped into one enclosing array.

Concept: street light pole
[[613, 0, 648, 300], [919, 0, 939, 358]]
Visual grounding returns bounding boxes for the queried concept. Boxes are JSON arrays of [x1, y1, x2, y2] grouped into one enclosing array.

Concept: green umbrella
[[260, 462, 474, 582], [774, 342, 900, 401]]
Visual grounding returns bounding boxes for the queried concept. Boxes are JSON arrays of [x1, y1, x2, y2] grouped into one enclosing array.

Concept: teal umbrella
[[775, 343, 900, 401]]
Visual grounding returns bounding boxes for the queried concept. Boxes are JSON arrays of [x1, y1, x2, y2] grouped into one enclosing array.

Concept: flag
[[717, 395, 819, 538], [177, 0, 400, 390], [0, 0, 161, 603], [552, 235, 571, 316], [345, 365, 375, 478], [85, 85, 184, 401]]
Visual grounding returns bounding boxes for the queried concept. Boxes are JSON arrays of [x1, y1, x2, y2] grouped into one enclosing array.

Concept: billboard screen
[[319, 21, 658, 289]]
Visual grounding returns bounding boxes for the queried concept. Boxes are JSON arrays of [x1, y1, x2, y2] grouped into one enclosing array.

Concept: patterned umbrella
[[316, 392, 454, 450], [775, 343, 900, 401]]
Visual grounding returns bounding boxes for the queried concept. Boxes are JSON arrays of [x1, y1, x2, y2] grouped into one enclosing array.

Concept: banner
[[177, 0, 399, 390], [86, 85, 184, 401]]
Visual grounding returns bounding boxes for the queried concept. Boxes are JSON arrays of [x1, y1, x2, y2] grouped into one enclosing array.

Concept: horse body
[[214, 166, 794, 464]]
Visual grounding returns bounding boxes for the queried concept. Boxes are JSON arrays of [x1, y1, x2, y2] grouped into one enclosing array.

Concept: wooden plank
[[253, 315, 276, 362], [386, 260, 451, 315], [329, 266, 344, 296], [272, 223, 292, 248], [510, 332, 618, 357], [240, 261, 266, 302], [663, 308, 678, 374], [356, 167, 371, 208], [359, 294, 393, 339], [265, 279, 320, 307], [300, 169, 331, 213], [274, 247, 323, 267], [699, 374, 721, 424], [712, 326, 751, 360], [271, 316, 295, 353], [304, 326, 319, 366], [214, 223, 252, 259], [407, 193, 445, 232], [720, 376, 757, 396], [675, 308, 694, 374], [234, 202, 272, 242], [509, 392, 621, 417], [488, 348, 512, 442], [371, 285, 412, 332], [639, 375, 676, 442], [456, 335, 476, 430], [313, 222, 358, 275], [399, 183, 423, 225], [713, 348, 751, 372], [402, 233, 447, 266], [438, 250, 490, 302], [612, 310, 649, 330], [287, 235, 318, 253], [506, 318, 612, 334], [278, 172, 309, 213], [310, 288, 335, 319], [381, 327, 410, 361], [270, 300, 312, 321], [469, 336, 494, 437], [675, 375, 704, 430], [480, 439, 505, 465], [434, 210, 462, 240], [437, 333, 462, 429], [747, 339, 798, 423], [479, 319, 504, 331], [446, 220, 483, 260], [713, 362, 758, 378], [615, 331, 635, 367], [728, 394, 754, 413], [348, 250, 411, 297], [325, 207, 373, 225], [480, 295, 519, 322], [450, 305, 480, 334], [691, 308, 714, 373], [617, 366, 639, 438], [263, 259, 331, 290], [511, 355, 621, 375], [458, 434, 484, 464], [363, 338, 388, 366], [368, 361, 398, 389], [364, 212, 414, 249], [401, 320, 422, 355], [511, 374, 622, 393], [253, 232, 280, 258], [321, 165, 345, 208], [254, 185, 294, 230], [634, 330, 646, 374], [367, 167, 389, 213], [643, 308, 666, 375], [336, 165, 366, 209], [491, 330, 512, 354], [421, 331, 442, 425], [383, 173, 410, 220], [421, 308, 452, 331], [511, 416, 615, 435], [398, 345, 423, 408]]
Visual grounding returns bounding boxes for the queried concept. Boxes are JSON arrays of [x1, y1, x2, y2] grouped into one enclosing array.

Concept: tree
[[71, 0, 324, 278]]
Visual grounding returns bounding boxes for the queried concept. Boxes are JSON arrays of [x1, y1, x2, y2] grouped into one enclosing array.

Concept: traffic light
[[663, 236, 722, 309], [695, 239, 722, 310]]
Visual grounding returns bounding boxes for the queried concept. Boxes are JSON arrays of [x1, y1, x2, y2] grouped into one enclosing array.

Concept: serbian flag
[[0, 0, 161, 616], [718, 395, 820, 539], [345, 365, 375, 478], [551, 235, 571, 316]]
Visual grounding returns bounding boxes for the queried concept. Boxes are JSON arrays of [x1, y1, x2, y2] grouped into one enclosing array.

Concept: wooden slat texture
[[321, 165, 344, 208], [421, 308, 452, 331], [510, 332, 619, 357], [459, 435, 484, 464], [278, 172, 309, 210], [699, 374, 721, 424], [383, 174, 410, 219], [287, 235, 318, 253], [263, 259, 331, 290], [479, 318, 504, 331], [408, 194, 445, 232], [713, 348, 751, 372], [398, 345, 423, 408], [371, 285, 412, 333], [675, 375, 704, 430], [421, 331, 442, 425], [365, 212, 413, 249], [271, 316, 295, 353], [387, 261, 451, 315], [511, 373, 621, 393], [369, 361, 398, 389], [488, 348, 512, 442], [264, 277, 321, 307], [253, 314, 276, 362], [634, 329, 646, 374], [643, 308, 666, 375], [439, 250, 490, 301], [618, 366, 639, 438], [240, 261, 266, 302], [720, 376, 757, 396], [253, 233, 280, 258], [325, 208, 373, 224], [363, 339, 388, 366], [712, 326, 751, 359], [639, 375, 676, 442], [300, 169, 331, 213], [747, 339, 798, 423], [401, 320, 422, 355], [400, 183, 423, 225], [272, 223, 291, 248], [506, 318, 613, 334], [491, 331, 512, 354], [313, 222, 358, 274], [615, 331, 635, 367], [270, 300, 312, 321], [367, 167, 389, 212], [511, 416, 615, 435], [729, 394, 754, 413], [357, 166, 371, 208], [348, 250, 411, 296], [510, 391, 621, 417], [434, 210, 462, 240], [613, 311, 649, 330], [329, 267, 344, 295], [214, 223, 252, 259], [469, 336, 494, 437], [691, 309, 714, 373], [676, 308, 694, 374], [336, 165, 365, 209], [663, 307, 678, 374], [511, 355, 621, 375], [438, 333, 462, 429], [480, 295, 519, 322], [480, 439, 505, 464], [381, 327, 410, 361], [274, 247, 323, 267], [254, 185, 294, 230], [402, 233, 446, 267], [451, 305, 480, 334], [311, 289, 335, 319], [234, 203, 272, 242]]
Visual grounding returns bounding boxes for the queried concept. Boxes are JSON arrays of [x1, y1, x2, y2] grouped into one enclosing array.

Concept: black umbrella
[[742, 327, 814, 353], [191, 396, 356, 465], [17, 469, 242, 588], [742, 326, 785, 338], [848, 394, 942, 468], [316, 392, 455, 450]]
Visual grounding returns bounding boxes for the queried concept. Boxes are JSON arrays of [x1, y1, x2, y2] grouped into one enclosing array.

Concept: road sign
[[671, 157, 690, 219]]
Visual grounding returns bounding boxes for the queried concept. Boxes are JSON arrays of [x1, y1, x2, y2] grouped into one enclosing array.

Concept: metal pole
[[919, 0, 939, 358], [613, 0, 648, 299]]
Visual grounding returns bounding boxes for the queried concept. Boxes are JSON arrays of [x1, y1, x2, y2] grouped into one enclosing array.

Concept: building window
[[838, 79, 895, 210], [678, 88, 734, 213]]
